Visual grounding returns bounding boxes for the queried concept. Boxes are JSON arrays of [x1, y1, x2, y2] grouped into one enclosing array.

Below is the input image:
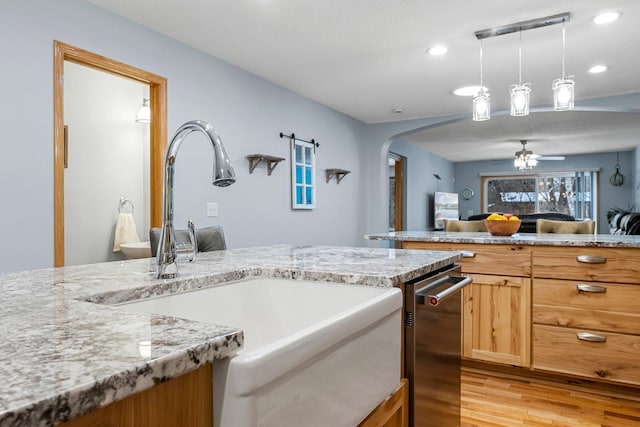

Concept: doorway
[[53, 41, 167, 267], [388, 152, 405, 233]]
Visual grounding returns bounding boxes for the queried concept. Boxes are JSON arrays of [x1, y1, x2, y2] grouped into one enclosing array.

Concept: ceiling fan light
[[514, 157, 527, 170], [527, 157, 538, 168], [510, 83, 531, 116], [553, 77, 575, 111], [473, 90, 490, 121]]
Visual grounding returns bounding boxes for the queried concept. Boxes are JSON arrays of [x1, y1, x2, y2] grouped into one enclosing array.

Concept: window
[[291, 139, 316, 209], [482, 171, 598, 220]]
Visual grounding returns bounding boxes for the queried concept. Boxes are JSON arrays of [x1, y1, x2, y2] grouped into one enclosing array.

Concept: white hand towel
[[113, 212, 140, 251]]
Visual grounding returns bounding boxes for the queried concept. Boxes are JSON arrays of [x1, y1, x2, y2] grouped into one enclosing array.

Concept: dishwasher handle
[[416, 275, 473, 307]]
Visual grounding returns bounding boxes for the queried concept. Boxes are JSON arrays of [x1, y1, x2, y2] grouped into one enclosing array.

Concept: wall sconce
[[135, 98, 150, 124]]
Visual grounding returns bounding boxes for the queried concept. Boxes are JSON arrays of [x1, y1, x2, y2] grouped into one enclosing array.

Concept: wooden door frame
[[394, 157, 404, 232], [53, 41, 167, 267], [389, 152, 404, 233]]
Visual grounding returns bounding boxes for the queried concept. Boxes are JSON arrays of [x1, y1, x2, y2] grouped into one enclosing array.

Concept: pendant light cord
[[479, 40, 484, 88], [518, 30, 522, 85], [561, 18, 566, 78]]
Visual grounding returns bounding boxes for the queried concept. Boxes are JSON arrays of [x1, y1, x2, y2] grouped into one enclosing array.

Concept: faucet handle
[[186, 220, 197, 262], [175, 221, 198, 263]]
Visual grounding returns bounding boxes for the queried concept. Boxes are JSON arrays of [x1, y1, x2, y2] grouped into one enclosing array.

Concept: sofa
[[609, 212, 640, 235], [468, 212, 575, 234]]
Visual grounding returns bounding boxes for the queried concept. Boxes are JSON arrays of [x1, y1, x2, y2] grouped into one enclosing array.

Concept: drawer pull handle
[[461, 251, 476, 258], [576, 284, 607, 293], [576, 332, 607, 343], [576, 255, 606, 264]]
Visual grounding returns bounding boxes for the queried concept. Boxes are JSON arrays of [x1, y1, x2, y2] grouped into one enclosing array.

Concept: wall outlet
[[206, 202, 218, 217]]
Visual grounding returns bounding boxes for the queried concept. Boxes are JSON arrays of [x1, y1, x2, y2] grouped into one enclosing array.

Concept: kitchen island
[[365, 230, 640, 248], [366, 231, 640, 387], [0, 244, 460, 426]]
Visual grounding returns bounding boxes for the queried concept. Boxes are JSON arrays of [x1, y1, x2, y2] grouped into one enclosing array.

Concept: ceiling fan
[[514, 140, 564, 170]]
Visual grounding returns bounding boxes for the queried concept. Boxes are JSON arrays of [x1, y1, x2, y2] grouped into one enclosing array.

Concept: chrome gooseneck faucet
[[156, 120, 236, 279]]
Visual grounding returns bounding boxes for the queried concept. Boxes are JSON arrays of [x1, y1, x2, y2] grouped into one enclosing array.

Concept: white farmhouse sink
[[119, 277, 402, 427]]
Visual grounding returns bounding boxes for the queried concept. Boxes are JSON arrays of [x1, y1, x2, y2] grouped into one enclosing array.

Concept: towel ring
[[118, 197, 134, 214]]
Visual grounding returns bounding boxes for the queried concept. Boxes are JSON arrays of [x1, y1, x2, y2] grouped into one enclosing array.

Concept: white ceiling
[[89, 0, 640, 161]]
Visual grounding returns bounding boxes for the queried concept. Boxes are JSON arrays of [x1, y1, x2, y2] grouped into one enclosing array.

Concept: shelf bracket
[[247, 154, 285, 176], [325, 168, 351, 184]]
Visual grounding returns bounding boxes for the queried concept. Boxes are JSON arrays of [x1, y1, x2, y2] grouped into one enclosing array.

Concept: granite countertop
[[0, 244, 460, 426], [365, 231, 640, 248]]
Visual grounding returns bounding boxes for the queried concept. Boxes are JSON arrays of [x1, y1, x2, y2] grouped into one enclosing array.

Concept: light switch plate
[[206, 202, 218, 217]]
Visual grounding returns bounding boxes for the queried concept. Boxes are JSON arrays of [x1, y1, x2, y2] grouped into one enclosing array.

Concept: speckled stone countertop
[[365, 231, 640, 248], [0, 244, 460, 426]]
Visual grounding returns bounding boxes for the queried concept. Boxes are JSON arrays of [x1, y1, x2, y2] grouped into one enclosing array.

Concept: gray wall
[[453, 151, 635, 233], [2, 0, 639, 273], [0, 0, 368, 273], [388, 140, 455, 230]]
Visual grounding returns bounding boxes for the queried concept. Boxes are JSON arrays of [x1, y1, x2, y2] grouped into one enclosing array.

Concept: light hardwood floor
[[461, 370, 640, 427]]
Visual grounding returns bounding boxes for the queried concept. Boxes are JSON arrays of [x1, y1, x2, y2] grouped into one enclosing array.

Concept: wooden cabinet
[[61, 363, 409, 427], [463, 274, 530, 367], [402, 242, 532, 367], [400, 240, 640, 386], [61, 363, 213, 427], [532, 246, 640, 386], [358, 379, 408, 427]]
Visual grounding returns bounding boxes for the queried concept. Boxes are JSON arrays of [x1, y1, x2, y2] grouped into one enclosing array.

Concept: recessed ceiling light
[[392, 107, 405, 114], [592, 11, 622, 24], [427, 45, 448, 56], [453, 86, 487, 97], [588, 65, 609, 74]]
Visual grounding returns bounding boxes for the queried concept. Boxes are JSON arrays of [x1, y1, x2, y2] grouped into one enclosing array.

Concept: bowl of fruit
[[484, 213, 521, 236]]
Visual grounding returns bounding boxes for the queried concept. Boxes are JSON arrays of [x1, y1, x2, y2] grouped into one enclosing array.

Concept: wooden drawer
[[403, 242, 531, 277], [532, 247, 640, 284], [533, 324, 640, 386], [533, 278, 640, 334]]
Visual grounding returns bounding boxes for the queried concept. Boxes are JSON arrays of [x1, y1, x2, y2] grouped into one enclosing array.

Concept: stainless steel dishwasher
[[404, 264, 473, 427]]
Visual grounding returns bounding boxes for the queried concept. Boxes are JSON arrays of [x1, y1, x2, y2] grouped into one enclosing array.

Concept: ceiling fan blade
[[537, 156, 565, 161]]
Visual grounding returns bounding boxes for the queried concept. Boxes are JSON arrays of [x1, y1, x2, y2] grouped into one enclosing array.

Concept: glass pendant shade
[[473, 90, 490, 121], [553, 77, 574, 110], [510, 83, 531, 116], [135, 98, 151, 124]]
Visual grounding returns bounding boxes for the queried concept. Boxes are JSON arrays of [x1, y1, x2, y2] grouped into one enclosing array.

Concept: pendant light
[[510, 30, 531, 116], [552, 18, 575, 111], [609, 152, 624, 186], [473, 40, 490, 121], [135, 98, 151, 124]]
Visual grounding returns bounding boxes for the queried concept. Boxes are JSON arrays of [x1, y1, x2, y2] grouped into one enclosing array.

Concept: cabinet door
[[463, 274, 531, 367]]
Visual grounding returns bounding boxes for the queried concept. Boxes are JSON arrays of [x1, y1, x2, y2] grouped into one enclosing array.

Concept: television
[[433, 192, 459, 230]]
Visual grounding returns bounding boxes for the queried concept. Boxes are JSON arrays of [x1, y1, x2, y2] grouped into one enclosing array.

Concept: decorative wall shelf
[[247, 154, 285, 176], [325, 168, 351, 184]]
